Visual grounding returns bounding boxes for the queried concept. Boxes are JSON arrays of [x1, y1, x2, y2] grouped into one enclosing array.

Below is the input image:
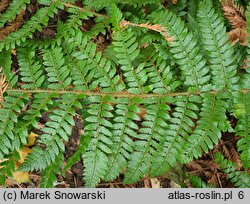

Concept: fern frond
[[84, 0, 161, 9], [197, 0, 239, 90], [233, 91, 250, 168], [62, 131, 91, 175], [55, 7, 94, 45], [124, 97, 171, 183], [22, 93, 57, 128], [0, 152, 19, 186], [40, 153, 64, 187], [0, 49, 18, 87], [182, 93, 230, 163], [145, 51, 180, 93], [43, 46, 71, 90], [0, 93, 29, 159], [0, 0, 30, 29], [17, 47, 45, 89], [113, 30, 152, 93], [106, 4, 123, 30], [20, 94, 82, 171], [214, 152, 250, 187], [82, 96, 114, 187], [0, 1, 64, 51], [104, 97, 140, 181], [149, 10, 210, 92], [150, 95, 199, 176], [243, 46, 250, 89], [185, 174, 212, 188], [64, 31, 124, 92]]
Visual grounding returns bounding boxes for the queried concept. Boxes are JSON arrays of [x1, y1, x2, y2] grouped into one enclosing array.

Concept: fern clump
[[0, 0, 249, 187]]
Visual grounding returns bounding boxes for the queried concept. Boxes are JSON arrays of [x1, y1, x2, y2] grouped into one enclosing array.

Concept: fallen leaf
[[25, 132, 39, 147], [18, 147, 32, 164], [150, 178, 160, 188], [12, 171, 30, 183]]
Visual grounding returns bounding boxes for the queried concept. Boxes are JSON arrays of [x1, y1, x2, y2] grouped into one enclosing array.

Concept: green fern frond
[[82, 95, 114, 187], [214, 152, 250, 188], [0, 0, 249, 188], [0, 49, 18, 87], [185, 174, 212, 188], [113, 30, 152, 93], [197, 0, 238, 91], [106, 4, 123, 30], [84, 0, 161, 9], [40, 153, 64, 188], [22, 93, 57, 128], [150, 95, 199, 176], [0, 1, 64, 51], [62, 131, 91, 175], [149, 10, 211, 92], [20, 94, 83, 171], [43, 46, 71, 89], [55, 7, 94, 45], [234, 91, 250, 168], [104, 97, 140, 181], [0, 152, 19, 186], [64, 30, 124, 92], [0, 0, 30, 29], [182, 93, 230, 163], [17, 47, 45, 89], [124, 97, 170, 183], [0, 93, 29, 158], [145, 51, 180, 93]]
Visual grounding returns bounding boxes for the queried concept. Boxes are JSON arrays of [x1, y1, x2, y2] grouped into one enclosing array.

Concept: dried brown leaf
[[120, 20, 174, 42], [221, 0, 248, 45], [208, 174, 219, 187], [222, 0, 246, 29], [230, 147, 243, 170], [228, 28, 248, 46], [150, 178, 160, 188]]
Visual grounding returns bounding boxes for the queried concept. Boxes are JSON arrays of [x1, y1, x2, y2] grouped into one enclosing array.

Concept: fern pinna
[[0, 0, 249, 187]]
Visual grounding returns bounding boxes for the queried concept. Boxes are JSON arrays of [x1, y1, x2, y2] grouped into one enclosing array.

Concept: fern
[[182, 93, 230, 163], [197, 0, 238, 91], [0, 1, 64, 51], [0, 0, 30, 29], [20, 94, 83, 171], [124, 97, 170, 183], [104, 97, 140, 181], [113, 30, 151, 93], [149, 10, 211, 92], [43, 46, 71, 90], [150, 95, 199, 176], [0, 93, 29, 158], [184, 174, 212, 188], [40, 153, 64, 188], [63, 30, 124, 92], [82, 96, 114, 187], [214, 152, 250, 187], [233, 91, 250, 168], [17, 47, 45, 89]]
